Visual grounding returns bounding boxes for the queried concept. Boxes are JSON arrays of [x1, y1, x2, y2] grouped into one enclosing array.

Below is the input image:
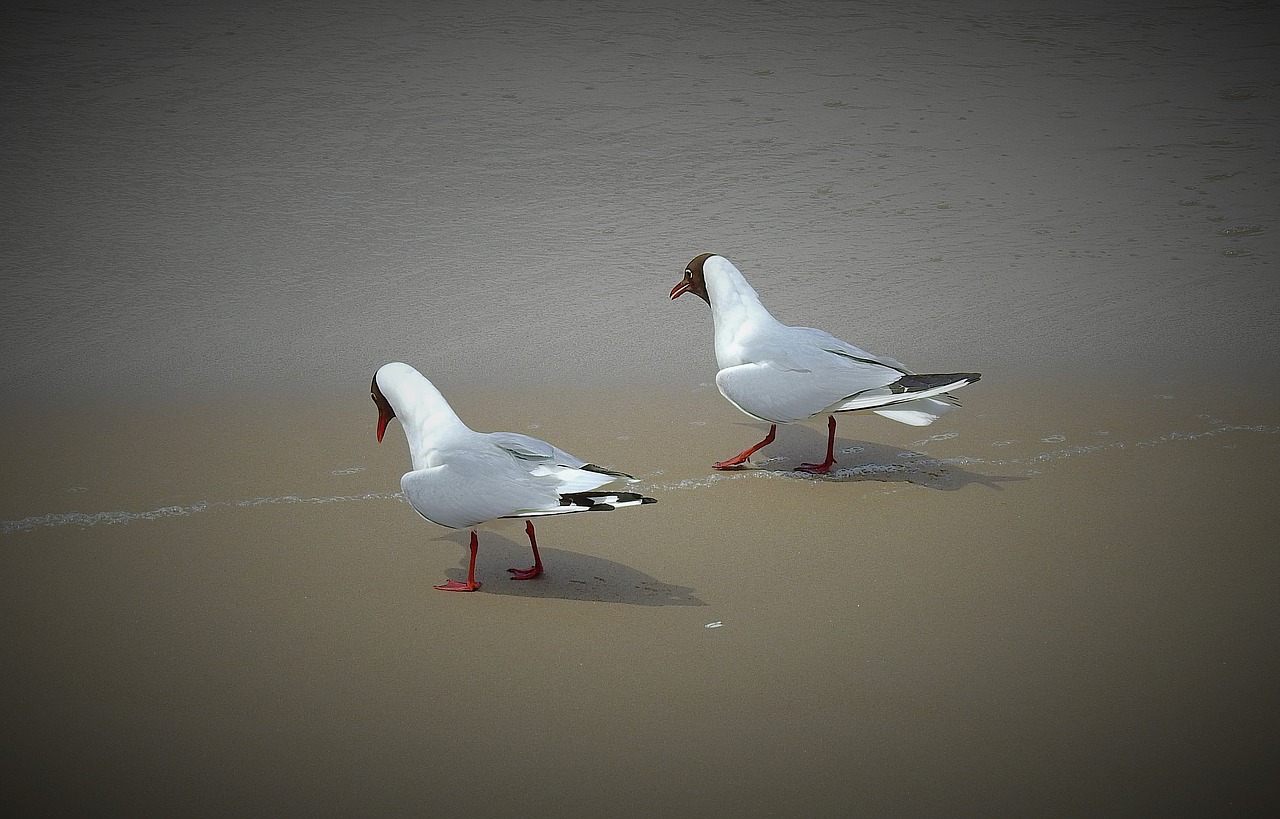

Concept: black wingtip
[[561, 491, 657, 509], [609, 491, 655, 505], [581, 463, 636, 480], [889, 372, 982, 394]]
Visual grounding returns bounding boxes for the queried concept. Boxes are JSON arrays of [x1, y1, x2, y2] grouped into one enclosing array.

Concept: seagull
[[371, 362, 656, 591], [670, 253, 980, 473]]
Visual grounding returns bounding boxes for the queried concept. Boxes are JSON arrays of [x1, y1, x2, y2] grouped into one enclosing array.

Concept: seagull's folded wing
[[715, 352, 902, 424], [401, 450, 562, 529], [487, 431, 632, 491], [487, 432, 587, 468]]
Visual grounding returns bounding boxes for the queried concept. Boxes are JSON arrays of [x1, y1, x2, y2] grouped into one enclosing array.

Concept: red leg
[[796, 415, 837, 474], [508, 520, 544, 580], [435, 531, 482, 591], [713, 424, 777, 470]]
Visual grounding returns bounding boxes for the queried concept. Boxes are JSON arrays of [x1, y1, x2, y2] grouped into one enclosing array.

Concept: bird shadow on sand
[[729, 424, 1023, 491], [431, 534, 706, 606]]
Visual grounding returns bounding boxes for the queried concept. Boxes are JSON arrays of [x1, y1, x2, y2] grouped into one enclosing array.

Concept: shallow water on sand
[[4, 380, 1277, 538], [2, 0, 1278, 407]]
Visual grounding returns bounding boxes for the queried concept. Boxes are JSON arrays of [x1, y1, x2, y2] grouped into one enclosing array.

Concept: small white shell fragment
[[704, 621, 724, 629]]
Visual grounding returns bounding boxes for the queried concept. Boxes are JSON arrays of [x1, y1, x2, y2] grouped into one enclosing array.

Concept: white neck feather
[[376, 363, 471, 470], [703, 257, 781, 367]]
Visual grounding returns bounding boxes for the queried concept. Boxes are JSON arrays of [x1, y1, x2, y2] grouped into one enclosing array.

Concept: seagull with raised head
[[670, 253, 980, 473], [371, 362, 656, 591]]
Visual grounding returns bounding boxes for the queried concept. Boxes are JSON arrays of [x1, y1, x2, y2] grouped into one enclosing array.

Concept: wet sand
[[3, 378, 1278, 816]]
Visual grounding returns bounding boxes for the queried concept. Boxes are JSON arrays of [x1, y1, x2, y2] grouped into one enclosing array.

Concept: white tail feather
[[872, 396, 955, 426]]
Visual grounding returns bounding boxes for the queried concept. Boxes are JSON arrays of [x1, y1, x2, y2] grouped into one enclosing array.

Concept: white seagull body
[[670, 253, 980, 472], [372, 361, 655, 591]]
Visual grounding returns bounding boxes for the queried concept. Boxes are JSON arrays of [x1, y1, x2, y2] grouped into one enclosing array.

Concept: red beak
[[372, 378, 396, 443], [670, 279, 691, 300]]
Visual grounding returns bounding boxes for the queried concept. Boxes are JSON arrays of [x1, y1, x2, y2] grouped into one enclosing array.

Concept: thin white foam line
[[2, 492, 406, 535], [5, 423, 1276, 534], [638, 421, 1279, 488], [1133, 423, 1278, 446]]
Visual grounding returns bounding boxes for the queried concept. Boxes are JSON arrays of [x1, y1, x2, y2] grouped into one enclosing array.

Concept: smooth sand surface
[[3, 378, 1278, 816]]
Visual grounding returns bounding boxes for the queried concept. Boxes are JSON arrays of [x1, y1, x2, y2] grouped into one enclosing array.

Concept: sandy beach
[[4, 379, 1279, 816], [3, 0, 1278, 816]]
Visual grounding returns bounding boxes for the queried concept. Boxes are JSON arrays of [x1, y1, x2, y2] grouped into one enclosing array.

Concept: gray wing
[[486, 431, 588, 468], [486, 430, 634, 488], [717, 326, 907, 423], [782, 326, 912, 374], [400, 448, 563, 529]]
